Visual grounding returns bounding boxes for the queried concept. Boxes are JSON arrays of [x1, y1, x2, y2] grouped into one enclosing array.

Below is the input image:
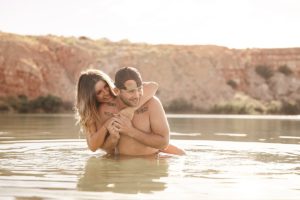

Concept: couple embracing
[[75, 67, 185, 156]]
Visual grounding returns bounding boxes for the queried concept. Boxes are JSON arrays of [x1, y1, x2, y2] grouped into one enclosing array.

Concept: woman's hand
[[112, 115, 134, 137], [104, 118, 116, 130], [107, 119, 120, 140]]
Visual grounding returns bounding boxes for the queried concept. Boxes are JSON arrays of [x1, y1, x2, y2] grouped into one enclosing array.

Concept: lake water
[[0, 114, 299, 200]]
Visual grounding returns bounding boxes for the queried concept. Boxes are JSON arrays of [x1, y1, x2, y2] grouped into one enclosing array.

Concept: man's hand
[[112, 115, 134, 137]]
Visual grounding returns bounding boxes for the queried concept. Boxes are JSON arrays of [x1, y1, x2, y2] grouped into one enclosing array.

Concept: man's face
[[119, 80, 143, 107]]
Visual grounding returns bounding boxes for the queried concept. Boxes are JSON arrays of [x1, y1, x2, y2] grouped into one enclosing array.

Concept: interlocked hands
[[111, 114, 134, 137]]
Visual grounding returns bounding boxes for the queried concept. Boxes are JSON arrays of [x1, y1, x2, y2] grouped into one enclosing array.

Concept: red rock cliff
[[0, 32, 299, 110]]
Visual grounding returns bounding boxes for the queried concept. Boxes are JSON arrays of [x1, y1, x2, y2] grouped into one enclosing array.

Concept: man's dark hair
[[115, 67, 142, 89]]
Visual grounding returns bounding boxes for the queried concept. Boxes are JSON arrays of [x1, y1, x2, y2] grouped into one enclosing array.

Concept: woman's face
[[94, 80, 114, 103]]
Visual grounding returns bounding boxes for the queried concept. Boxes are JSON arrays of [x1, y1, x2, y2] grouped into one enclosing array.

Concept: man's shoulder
[[135, 97, 163, 115]]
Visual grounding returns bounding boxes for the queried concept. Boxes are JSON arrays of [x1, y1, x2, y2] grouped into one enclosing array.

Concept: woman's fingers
[[108, 119, 115, 126], [110, 118, 122, 132], [112, 117, 123, 125], [111, 115, 130, 133]]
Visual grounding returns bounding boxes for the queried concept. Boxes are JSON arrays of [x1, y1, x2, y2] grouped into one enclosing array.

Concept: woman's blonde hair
[[75, 69, 115, 133]]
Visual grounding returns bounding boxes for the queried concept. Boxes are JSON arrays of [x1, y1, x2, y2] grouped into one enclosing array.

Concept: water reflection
[[0, 114, 80, 141], [1, 114, 300, 199], [1, 114, 300, 144], [168, 117, 300, 144], [77, 155, 169, 194]]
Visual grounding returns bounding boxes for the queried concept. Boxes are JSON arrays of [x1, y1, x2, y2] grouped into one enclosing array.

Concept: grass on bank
[[0, 95, 73, 113], [212, 94, 300, 115], [165, 93, 300, 115], [1, 93, 299, 115]]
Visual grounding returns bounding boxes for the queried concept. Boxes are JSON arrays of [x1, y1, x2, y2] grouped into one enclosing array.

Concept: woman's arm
[[139, 81, 158, 108], [160, 144, 186, 155], [85, 119, 113, 152], [101, 120, 120, 154]]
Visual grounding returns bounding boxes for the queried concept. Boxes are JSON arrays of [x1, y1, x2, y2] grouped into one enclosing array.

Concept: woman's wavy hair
[[75, 69, 115, 133]]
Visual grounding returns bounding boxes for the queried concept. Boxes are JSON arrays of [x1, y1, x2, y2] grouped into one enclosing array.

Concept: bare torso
[[98, 100, 158, 156]]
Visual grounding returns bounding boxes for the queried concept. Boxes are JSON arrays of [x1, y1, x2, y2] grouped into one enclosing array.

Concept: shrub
[[266, 101, 281, 114], [62, 101, 74, 111], [6, 96, 20, 110], [2, 94, 67, 113], [166, 98, 195, 113], [0, 100, 9, 112], [17, 95, 31, 113], [278, 65, 293, 76], [280, 100, 300, 115], [30, 95, 63, 113], [255, 65, 274, 79], [4, 95, 31, 113], [227, 79, 238, 89], [211, 93, 266, 114], [79, 36, 90, 40]]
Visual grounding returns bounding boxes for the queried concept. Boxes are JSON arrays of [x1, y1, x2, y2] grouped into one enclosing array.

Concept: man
[[98, 67, 170, 156]]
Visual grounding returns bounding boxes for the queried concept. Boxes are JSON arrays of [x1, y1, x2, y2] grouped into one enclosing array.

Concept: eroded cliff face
[[0, 32, 299, 110]]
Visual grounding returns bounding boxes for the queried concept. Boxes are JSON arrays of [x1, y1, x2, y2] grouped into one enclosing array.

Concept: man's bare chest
[[132, 106, 150, 132]]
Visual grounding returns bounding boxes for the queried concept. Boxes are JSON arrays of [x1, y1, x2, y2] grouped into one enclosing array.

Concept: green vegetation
[[119, 39, 131, 44], [280, 100, 300, 115], [30, 95, 63, 112], [3, 93, 299, 115], [227, 79, 238, 89], [278, 65, 293, 76], [0, 100, 10, 112], [211, 94, 266, 114], [79, 36, 91, 40], [255, 65, 274, 79], [211, 93, 300, 115], [265, 101, 282, 114], [0, 95, 73, 113], [64, 37, 77, 45], [165, 98, 200, 113]]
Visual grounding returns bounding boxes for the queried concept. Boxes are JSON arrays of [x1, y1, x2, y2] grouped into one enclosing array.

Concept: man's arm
[[114, 97, 169, 150]]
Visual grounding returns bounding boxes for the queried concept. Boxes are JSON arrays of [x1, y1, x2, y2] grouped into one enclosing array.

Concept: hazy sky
[[0, 0, 299, 48]]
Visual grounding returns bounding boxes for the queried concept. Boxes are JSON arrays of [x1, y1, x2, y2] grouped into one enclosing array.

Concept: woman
[[75, 69, 185, 155]]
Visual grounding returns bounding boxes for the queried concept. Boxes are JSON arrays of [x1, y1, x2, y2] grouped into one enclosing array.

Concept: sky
[[0, 0, 300, 49]]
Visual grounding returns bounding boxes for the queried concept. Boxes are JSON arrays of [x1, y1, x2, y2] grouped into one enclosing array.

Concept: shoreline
[[1, 112, 299, 120]]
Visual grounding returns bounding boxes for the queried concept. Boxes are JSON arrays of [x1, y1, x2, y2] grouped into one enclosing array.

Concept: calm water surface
[[0, 114, 299, 200]]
